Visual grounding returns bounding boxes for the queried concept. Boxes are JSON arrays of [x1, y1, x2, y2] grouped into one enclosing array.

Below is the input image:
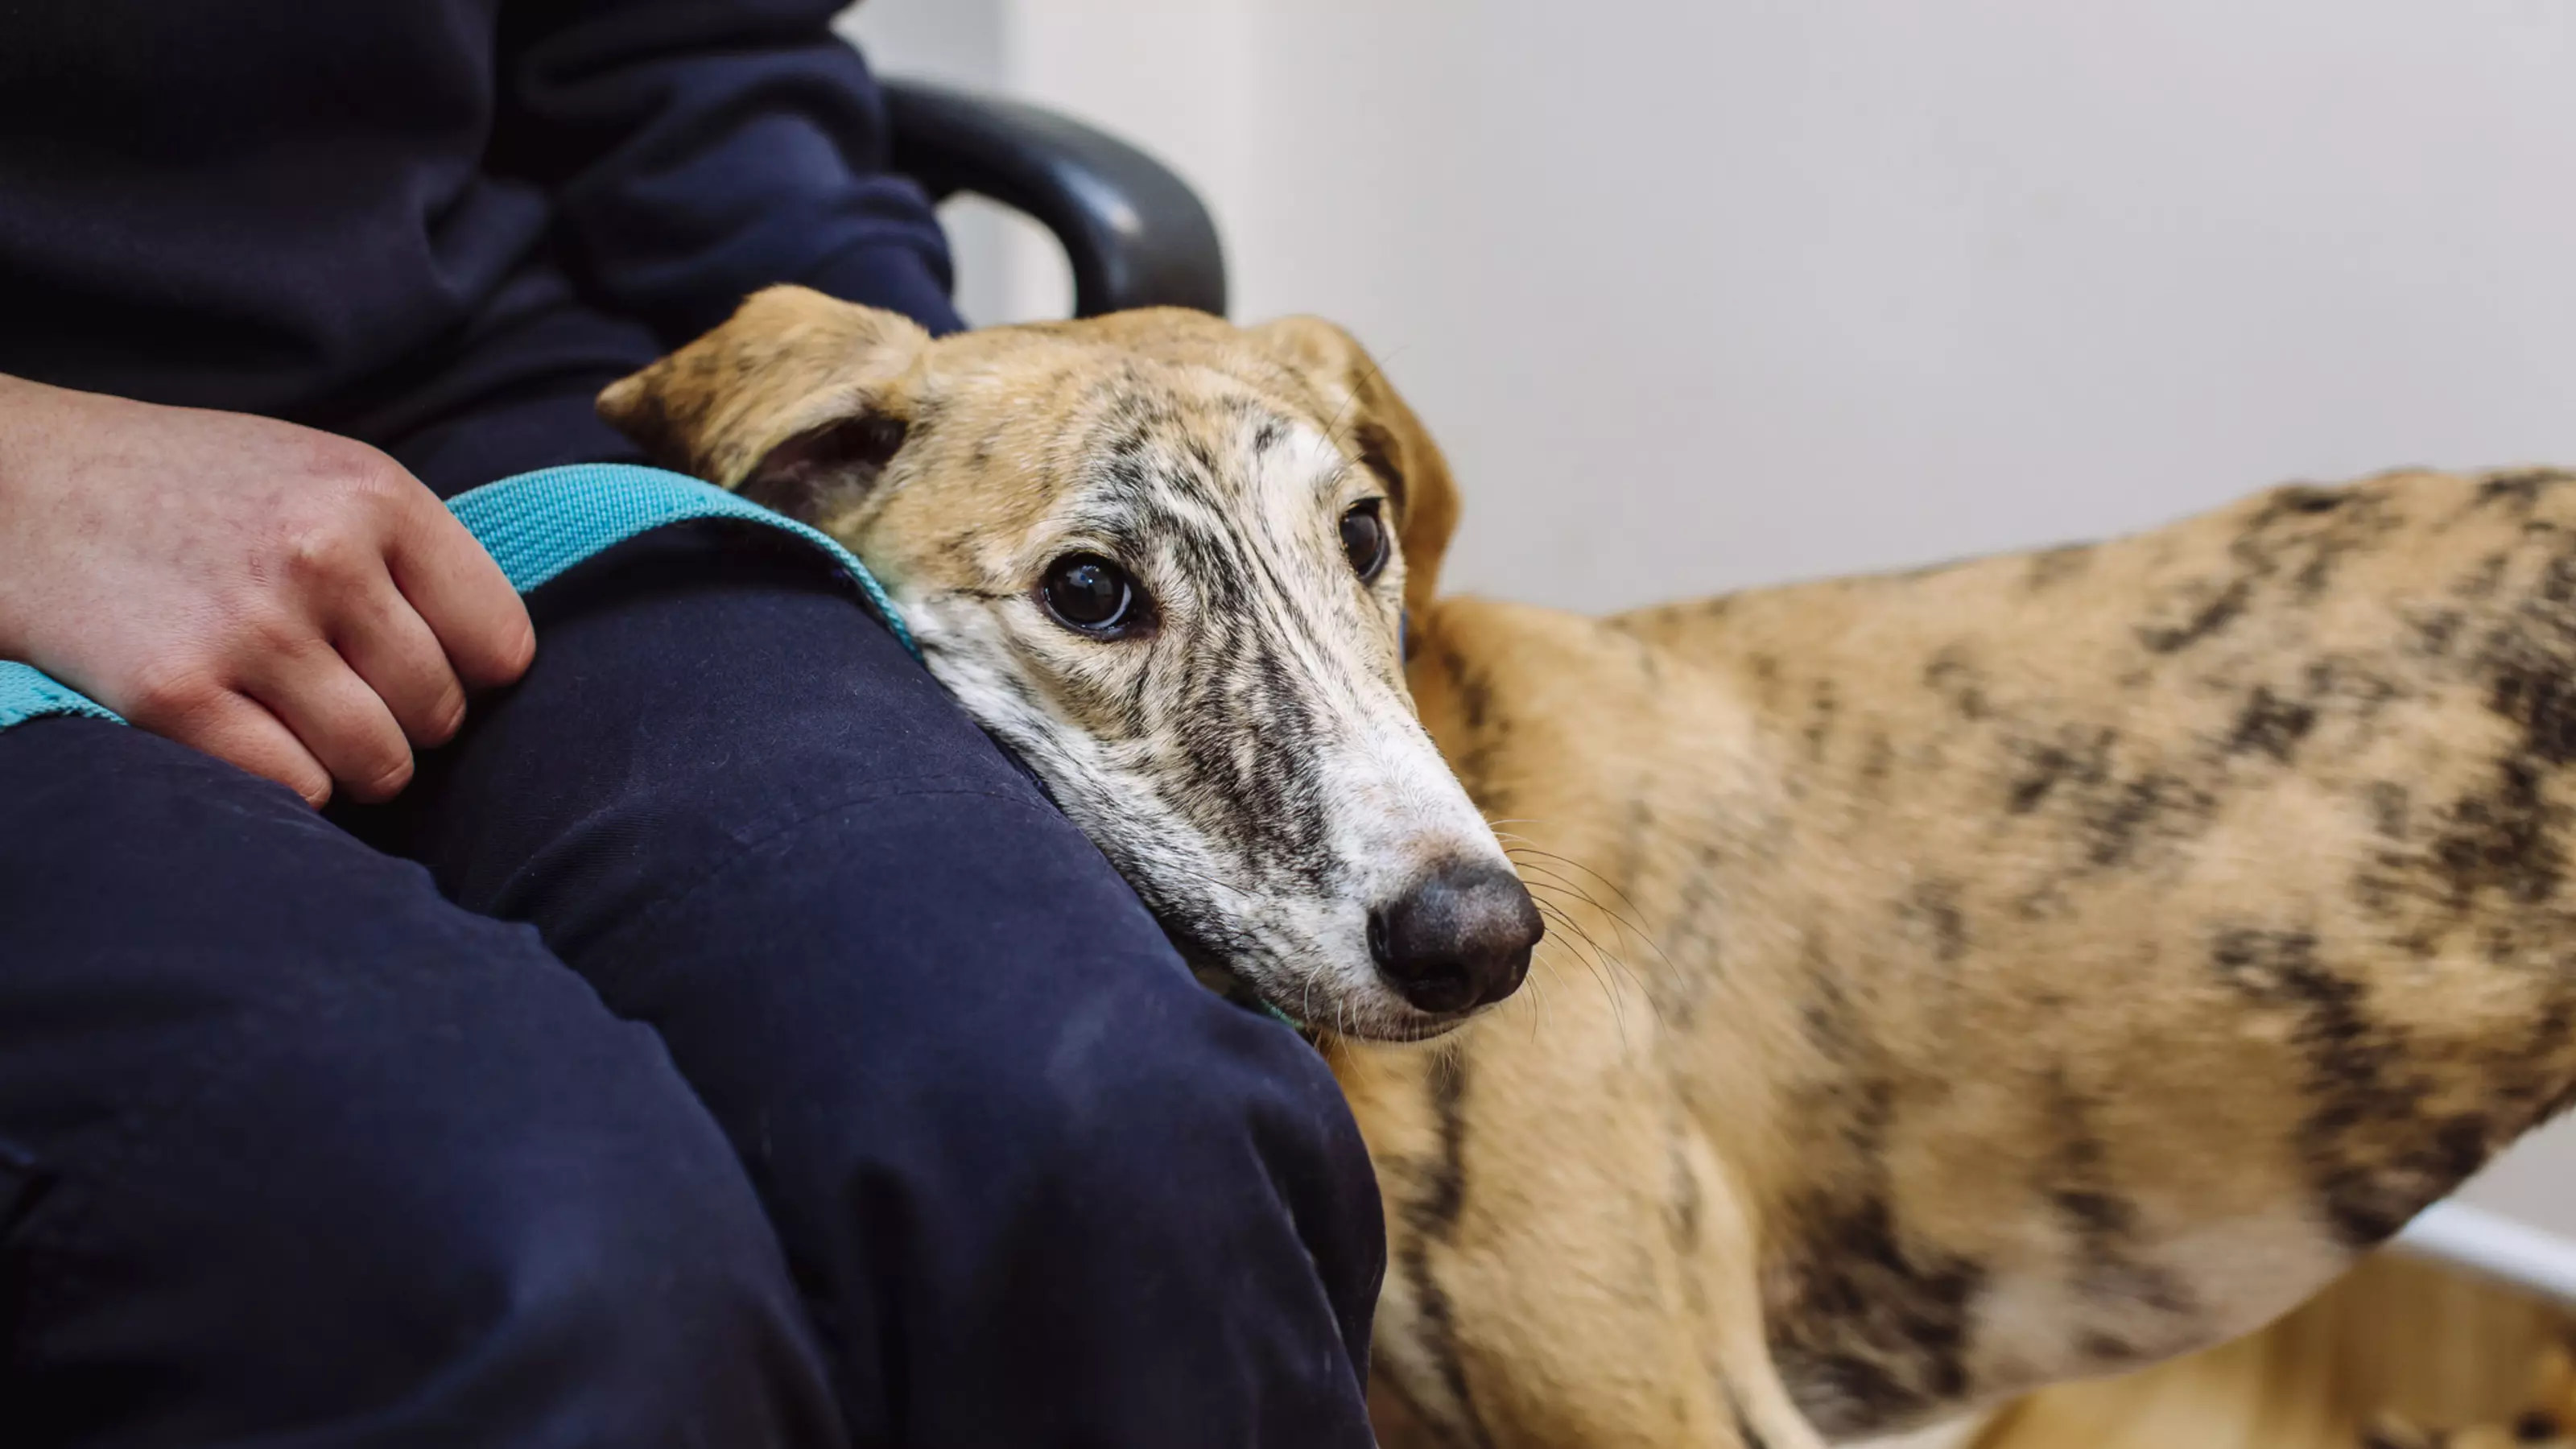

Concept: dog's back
[[1360, 468, 2576, 1446]]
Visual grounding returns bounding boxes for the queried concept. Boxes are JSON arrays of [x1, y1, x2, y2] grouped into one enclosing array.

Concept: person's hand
[[0, 374, 534, 806]]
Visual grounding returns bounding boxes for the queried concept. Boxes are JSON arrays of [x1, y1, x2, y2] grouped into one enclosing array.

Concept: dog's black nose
[[1368, 860, 1544, 1015]]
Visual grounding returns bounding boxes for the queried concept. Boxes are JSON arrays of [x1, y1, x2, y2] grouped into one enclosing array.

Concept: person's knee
[[281, 1036, 799, 1368], [258, 993, 819, 1391], [17, 939, 837, 1444], [1044, 989, 1373, 1217], [893, 968, 1383, 1305]]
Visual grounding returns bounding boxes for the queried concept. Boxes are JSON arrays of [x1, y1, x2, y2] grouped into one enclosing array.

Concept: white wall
[[851, 0, 2576, 1235]]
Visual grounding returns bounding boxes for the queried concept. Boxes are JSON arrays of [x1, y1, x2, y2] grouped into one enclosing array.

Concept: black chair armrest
[[883, 77, 1228, 320]]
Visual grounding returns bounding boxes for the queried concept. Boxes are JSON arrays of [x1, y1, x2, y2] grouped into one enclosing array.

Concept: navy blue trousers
[[0, 513, 1383, 1445]]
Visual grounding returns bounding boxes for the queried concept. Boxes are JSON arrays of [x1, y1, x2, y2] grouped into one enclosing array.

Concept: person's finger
[[146, 687, 336, 807], [330, 570, 469, 746], [380, 485, 535, 691], [242, 643, 417, 803]]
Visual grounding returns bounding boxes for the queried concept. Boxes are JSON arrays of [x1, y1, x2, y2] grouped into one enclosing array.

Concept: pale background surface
[[842, 0, 2576, 1232]]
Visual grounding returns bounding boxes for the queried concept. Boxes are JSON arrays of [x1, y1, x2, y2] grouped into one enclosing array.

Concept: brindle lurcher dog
[[601, 287, 2576, 1449]]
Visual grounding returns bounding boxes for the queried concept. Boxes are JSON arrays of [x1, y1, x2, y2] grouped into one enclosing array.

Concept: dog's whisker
[[1523, 952, 1568, 1046], [1504, 858, 1678, 998], [1524, 898, 1644, 1046], [1496, 841, 1674, 967], [1312, 346, 1406, 466], [1484, 826, 1656, 918], [1509, 865, 1643, 965], [1526, 898, 1660, 1009], [1525, 891, 1666, 1044], [1525, 866, 1649, 980]]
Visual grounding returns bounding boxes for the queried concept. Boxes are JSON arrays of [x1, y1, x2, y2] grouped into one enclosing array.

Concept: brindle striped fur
[[605, 294, 2576, 1447]]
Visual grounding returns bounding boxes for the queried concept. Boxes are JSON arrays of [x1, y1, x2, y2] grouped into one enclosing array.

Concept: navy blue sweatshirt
[[0, 0, 961, 490]]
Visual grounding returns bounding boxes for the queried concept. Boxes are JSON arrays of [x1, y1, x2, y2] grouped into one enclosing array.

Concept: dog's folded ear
[[1246, 316, 1461, 617], [597, 286, 931, 525]]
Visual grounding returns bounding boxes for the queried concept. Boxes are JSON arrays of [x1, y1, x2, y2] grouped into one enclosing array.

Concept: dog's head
[[599, 287, 1538, 1040]]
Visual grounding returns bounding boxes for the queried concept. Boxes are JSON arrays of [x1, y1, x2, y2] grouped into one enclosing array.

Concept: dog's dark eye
[[1041, 553, 1142, 635], [1340, 501, 1389, 583]]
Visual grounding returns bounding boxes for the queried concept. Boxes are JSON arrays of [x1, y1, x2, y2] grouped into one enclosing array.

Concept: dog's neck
[[1377, 588, 1893, 1227], [1338, 592, 1872, 1445]]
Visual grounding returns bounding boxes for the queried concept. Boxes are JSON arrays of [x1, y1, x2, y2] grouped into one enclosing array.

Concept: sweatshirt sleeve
[[491, 0, 966, 346]]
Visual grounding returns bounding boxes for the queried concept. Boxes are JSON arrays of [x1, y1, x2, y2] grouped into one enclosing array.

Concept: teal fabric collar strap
[[0, 463, 919, 733], [0, 664, 121, 731]]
